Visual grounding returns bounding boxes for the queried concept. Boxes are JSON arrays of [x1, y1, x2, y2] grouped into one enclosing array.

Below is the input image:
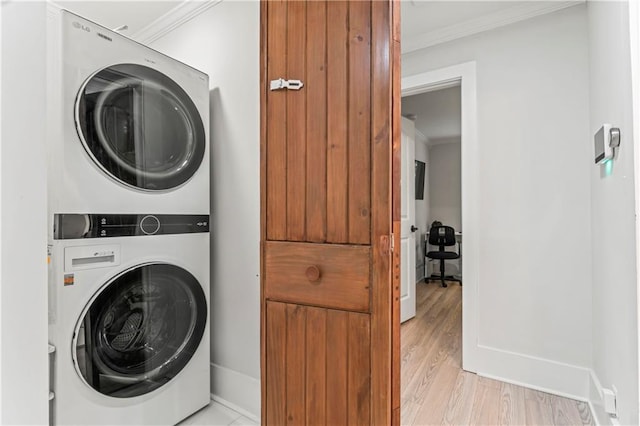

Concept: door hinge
[[270, 78, 304, 91], [390, 233, 395, 252]]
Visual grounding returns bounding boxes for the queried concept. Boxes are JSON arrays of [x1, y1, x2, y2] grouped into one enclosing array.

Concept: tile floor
[[179, 401, 258, 426]]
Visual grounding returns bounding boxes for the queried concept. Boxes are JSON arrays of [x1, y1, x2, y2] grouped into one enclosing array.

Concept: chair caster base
[[425, 275, 462, 287]]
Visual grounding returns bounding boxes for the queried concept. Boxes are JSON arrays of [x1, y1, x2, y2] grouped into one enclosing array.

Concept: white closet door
[[400, 117, 416, 323]]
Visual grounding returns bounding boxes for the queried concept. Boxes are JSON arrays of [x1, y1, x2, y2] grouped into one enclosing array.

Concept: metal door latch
[[270, 78, 304, 91]]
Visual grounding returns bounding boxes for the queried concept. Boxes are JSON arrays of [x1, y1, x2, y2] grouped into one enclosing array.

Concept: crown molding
[[131, 0, 222, 45], [402, 1, 584, 54]]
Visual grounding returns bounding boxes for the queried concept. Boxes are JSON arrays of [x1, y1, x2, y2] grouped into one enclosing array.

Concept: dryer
[[48, 213, 210, 425], [47, 9, 209, 214]]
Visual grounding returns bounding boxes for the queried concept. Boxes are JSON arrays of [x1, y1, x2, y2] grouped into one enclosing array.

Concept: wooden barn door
[[260, 1, 401, 424]]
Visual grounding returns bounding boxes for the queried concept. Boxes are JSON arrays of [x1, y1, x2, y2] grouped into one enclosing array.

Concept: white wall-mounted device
[[603, 386, 618, 417], [594, 124, 621, 164]]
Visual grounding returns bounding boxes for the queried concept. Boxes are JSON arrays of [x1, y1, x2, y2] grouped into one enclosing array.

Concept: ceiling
[[402, 86, 461, 144]]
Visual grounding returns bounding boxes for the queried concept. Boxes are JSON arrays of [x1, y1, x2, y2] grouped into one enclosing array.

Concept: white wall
[[150, 1, 261, 418], [0, 1, 49, 424], [427, 140, 461, 277], [403, 5, 593, 396], [587, 1, 639, 424], [428, 140, 461, 231]]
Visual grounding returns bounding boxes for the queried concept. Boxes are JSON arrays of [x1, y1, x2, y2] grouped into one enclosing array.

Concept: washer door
[[76, 64, 206, 191], [73, 263, 207, 398]]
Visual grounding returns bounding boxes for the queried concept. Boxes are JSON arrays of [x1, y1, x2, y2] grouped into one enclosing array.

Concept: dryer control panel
[[53, 214, 209, 239]]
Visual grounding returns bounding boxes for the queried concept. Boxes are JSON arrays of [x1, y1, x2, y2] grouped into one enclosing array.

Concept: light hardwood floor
[[401, 281, 593, 425]]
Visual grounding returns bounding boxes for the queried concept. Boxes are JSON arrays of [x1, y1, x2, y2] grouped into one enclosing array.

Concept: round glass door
[[76, 64, 206, 191], [73, 263, 207, 398]]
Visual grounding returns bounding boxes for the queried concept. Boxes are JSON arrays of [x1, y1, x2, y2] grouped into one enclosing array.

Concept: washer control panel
[[54, 214, 209, 239]]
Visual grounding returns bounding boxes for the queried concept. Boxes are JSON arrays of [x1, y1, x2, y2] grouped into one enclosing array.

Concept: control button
[[140, 215, 161, 235]]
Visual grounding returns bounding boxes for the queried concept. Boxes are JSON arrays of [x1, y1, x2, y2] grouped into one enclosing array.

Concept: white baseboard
[[476, 345, 591, 401], [210, 363, 260, 422]]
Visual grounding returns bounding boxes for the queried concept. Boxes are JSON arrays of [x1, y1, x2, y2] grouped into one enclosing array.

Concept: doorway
[[400, 81, 466, 425], [404, 85, 462, 286], [400, 63, 479, 379]]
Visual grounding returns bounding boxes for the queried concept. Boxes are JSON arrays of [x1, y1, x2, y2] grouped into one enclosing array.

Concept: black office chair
[[425, 225, 461, 288]]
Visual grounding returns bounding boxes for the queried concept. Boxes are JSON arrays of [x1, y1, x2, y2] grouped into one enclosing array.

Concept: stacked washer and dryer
[[47, 10, 210, 425]]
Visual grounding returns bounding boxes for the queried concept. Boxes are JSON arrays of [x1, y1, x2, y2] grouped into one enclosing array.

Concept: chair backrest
[[428, 225, 456, 248]]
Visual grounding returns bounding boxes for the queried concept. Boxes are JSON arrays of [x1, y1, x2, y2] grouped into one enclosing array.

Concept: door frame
[[401, 61, 479, 373]]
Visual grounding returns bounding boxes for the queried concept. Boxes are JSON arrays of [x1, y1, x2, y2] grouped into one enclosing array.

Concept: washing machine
[[47, 9, 209, 214], [48, 213, 210, 425]]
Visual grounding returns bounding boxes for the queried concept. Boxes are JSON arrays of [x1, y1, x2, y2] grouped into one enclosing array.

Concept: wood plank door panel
[[261, 1, 400, 424], [265, 302, 371, 426], [264, 0, 371, 245], [264, 241, 371, 312]]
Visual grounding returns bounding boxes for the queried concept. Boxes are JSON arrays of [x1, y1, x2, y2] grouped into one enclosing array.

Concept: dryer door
[[76, 64, 206, 191], [73, 263, 207, 398]]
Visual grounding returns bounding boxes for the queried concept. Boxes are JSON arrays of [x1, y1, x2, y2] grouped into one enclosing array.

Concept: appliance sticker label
[[63, 274, 74, 286]]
